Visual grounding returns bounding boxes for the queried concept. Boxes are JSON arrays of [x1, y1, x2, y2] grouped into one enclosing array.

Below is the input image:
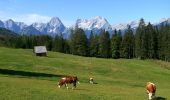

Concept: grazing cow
[[146, 82, 156, 100], [58, 76, 79, 89]]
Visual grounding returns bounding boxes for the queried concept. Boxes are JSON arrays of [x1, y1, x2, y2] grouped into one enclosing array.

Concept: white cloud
[[0, 11, 10, 21], [13, 14, 51, 25], [0, 11, 74, 26], [0, 11, 51, 25]]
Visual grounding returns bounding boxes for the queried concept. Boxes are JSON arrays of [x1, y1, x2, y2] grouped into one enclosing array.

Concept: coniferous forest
[[0, 18, 170, 61]]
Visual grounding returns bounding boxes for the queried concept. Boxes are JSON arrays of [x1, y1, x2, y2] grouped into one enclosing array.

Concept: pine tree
[[98, 30, 110, 58], [159, 23, 170, 61], [157, 26, 161, 59], [63, 39, 70, 54], [70, 28, 88, 56], [121, 25, 134, 58], [53, 34, 64, 52], [167, 24, 170, 61], [135, 18, 146, 59], [146, 23, 158, 59], [43, 35, 53, 51], [68, 29, 75, 54], [89, 31, 98, 57], [111, 29, 122, 58]]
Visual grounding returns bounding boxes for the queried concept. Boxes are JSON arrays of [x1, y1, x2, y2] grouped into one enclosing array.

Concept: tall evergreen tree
[[98, 30, 110, 58], [158, 23, 170, 61], [89, 31, 99, 57], [158, 23, 165, 60], [53, 34, 64, 52], [63, 39, 70, 54], [121, 25, 135, 58], [68, 29, 75, 54], [135, 18, 146, 59], [146, 23, 158, 59], [167, 24, 170, 61], [111, 29, 122, 58], [70, 28, 88, 56]]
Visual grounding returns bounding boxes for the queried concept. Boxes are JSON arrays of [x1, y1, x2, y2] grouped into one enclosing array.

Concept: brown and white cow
[[146, 82, 156, 100], [58, 76, 79, 89]]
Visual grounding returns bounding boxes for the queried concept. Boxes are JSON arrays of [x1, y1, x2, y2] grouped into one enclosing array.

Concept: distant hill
[[0, 27, 18, 37], [0, 28, 18, 45]]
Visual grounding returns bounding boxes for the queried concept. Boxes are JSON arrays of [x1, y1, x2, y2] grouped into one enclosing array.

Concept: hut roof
[[34, 46, 47, 53]]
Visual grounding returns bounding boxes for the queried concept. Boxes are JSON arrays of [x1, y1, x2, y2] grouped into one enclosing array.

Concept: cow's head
[[73, 76, 80, 83], [58, 79, 65, 88], [72, 76, 80, 87]]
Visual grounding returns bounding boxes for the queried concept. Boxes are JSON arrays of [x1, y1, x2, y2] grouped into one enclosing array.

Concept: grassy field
[[0, 47, 170, 100]]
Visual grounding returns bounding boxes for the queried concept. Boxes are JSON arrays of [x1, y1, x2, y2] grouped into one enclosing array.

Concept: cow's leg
[[65, 84, 69, 90], [148, 92, 152, 100], [72, 86, 74, 90], [72, 82, 76, 89]]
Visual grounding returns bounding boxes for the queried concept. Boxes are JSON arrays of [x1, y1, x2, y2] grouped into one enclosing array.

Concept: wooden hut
[[34, 46, 47, 56]]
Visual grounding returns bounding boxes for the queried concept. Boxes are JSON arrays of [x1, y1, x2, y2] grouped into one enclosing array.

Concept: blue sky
[[0, 0, 169, 25]]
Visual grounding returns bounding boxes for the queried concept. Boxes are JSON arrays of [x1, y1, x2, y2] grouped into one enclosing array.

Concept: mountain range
[[0, 16, 170, 37]]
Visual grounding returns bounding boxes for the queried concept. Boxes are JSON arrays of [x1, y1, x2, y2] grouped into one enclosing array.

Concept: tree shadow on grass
[[155, 96, 167, 100], [0, 68, 64, 79]]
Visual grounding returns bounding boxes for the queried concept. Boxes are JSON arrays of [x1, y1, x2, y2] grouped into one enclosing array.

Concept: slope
[[0, 47, 169, 100]]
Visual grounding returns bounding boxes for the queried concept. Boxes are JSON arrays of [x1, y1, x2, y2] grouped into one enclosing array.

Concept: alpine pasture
[[0, 47, 170, 100]]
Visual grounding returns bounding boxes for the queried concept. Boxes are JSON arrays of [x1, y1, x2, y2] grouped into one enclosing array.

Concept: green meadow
[[0, 47, 170, 100]]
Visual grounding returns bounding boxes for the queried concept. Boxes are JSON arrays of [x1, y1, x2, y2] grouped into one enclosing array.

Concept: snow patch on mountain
[[46, 17, 66, 34], [75, 16, 112, 31]]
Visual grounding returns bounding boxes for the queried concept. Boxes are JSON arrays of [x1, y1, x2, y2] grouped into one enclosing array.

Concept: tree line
[[1, 18, 170, 61]]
